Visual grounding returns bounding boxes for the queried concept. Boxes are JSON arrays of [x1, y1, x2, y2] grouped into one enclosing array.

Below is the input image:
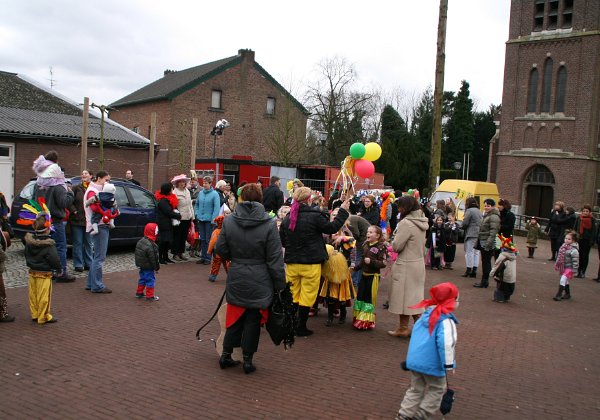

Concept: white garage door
[[0, 143, 15, 207]]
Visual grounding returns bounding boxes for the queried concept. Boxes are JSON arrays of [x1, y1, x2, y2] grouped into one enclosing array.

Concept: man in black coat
[[262, 176, 284, 214], [279, 187, 350, 336]]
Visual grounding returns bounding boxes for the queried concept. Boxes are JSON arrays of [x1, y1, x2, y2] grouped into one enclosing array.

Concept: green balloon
[[349, 142, 366, 159]]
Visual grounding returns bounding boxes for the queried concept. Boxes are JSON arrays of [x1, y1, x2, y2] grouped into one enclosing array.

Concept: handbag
[[440, 374, 455, 415], [266, 285, 296, 349]]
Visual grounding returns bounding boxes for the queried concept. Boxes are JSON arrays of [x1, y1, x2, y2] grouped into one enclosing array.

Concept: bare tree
[[305, 57, 373, 165]]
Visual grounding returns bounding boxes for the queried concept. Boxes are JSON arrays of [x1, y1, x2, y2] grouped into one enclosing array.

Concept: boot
[[219, 351, 241, 369], [242, 352, 256, 374], [338, 305, 347, 324], [473, 276, 488, 288], [562, 284, 571, 300], [0, 297, 15, 323], [469, 267, 478, 278], [461, 268, 472, 278], [553, 286, 565, 301], [527, 248, 534, 258], [295, 306, 314, 336], [387, 315, 411, 338], [325, 304, 335, 327]]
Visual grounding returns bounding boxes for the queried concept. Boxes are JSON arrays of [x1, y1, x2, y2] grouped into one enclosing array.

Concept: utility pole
[[148, 112, 157, 191], [428, 0, 448, 192], [81, 97, 89, 170], [190, 118, 198, 171], [90, 103, 108, 170]]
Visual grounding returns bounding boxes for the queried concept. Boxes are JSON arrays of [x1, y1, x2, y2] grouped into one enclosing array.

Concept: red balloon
[[354, 159, 375, 178]]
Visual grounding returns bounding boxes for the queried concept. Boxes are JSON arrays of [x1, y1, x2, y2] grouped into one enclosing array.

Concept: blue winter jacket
[[194, 188, 221, 222], [406, 307, 458, 377]]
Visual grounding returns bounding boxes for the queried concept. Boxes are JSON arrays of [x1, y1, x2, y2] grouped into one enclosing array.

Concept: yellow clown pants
[[28, 271, 54, 324], [286, 263, 321, 307]]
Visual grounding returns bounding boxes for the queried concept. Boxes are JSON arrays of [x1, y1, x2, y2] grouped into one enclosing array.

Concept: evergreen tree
[[410, 89, 434, 191], [443, 80, 474, 171]]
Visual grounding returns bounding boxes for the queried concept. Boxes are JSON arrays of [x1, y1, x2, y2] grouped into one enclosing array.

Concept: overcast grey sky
[[0, 0, 510, 111]]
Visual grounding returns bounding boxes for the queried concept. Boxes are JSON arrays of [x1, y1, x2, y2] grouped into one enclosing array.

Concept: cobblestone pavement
[[1, 236, 600, 419]]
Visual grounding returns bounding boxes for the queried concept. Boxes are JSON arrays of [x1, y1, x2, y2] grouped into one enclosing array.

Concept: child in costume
[[207, 215, 230, 282], [320, 212, 357, 326], [134, 223, 161, 301], [443, 212, 458, 270], [427, 215, 446, 270], [525, 217, 542, 258], [353, 225, 387, 330], [89, 183, 119, 235], [396, 282, 459, 420], [553, 230, 579, 301], [490, 235, 517, 303], [24, 214, 62, 324]]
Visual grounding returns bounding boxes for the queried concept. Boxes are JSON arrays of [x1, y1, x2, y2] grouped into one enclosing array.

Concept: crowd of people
[[1, 154, 599, 419]]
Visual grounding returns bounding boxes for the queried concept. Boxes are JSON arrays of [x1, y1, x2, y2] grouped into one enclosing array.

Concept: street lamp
[[317, 131, 327, 164], [210, 119, 230, 159], [453, 161, 462, 179]]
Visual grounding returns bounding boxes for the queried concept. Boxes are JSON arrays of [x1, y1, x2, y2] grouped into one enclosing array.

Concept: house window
[[534, 0, 545, 31], [547, 0, 559, 30], [132, 126, 139, 134], [211, 90, 222, 109], [555, 66, 567, 113], [562, 0, 573, 28], [541, 58, 553, 113], [527, 68, 539, 113], [266, 97, 276, 115]]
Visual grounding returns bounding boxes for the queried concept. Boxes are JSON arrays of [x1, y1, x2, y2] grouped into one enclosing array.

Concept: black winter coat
[[262, 184, 284, 213], [499, 209, 516, 238], [215, 202, 286, 309], [280, 205, 349, 264], [135, 237, 160, 271], [156, 198, 181, 236], [359, 205, 380, 226], [546, 210, 567, 239], [24, 232, 62, 273], [33, 184, 74, 221]]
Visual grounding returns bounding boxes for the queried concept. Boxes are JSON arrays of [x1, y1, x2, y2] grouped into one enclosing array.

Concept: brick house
[[109, 49, 309, 185], [0, 71, 151, 205], [490, 0, 600, 216]]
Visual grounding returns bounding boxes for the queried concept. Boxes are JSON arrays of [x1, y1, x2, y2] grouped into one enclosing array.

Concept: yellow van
[[429, 180, 500, 221]]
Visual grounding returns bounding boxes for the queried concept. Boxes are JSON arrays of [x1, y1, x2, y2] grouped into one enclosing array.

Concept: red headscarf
[[144, 223, 158, 242], [410, 282, 459, 334]]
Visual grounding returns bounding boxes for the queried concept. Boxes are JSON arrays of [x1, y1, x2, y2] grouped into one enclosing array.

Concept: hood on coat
[[24, 232, 56, 258], [144, 223, 159, 242], [403, 210, 429, 231], [232, 202, 271, 228]]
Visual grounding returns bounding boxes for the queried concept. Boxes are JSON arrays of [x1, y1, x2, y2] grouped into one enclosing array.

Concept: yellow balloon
[[363, 142, 382, 161]]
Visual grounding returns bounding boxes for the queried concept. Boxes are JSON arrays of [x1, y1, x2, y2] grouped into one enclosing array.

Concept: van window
[[429, 191, 465, 212]]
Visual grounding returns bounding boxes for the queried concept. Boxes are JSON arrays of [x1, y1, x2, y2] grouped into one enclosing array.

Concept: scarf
[[380, 197, 390, 222], [154, 191, 178, 209], [554, 243, 571, 274], [288, 201, 301, 231], [410, 282, 459, 334], [579, 214, 592, 235]]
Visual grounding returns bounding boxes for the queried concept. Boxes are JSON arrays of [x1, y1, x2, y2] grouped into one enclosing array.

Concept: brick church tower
[[491, 0, 600, 216]]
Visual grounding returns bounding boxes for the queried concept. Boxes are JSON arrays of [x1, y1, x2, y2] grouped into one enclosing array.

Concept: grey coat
[[462, 207, 483, 239], [215, 201, 286, 309], [479, 208, 501, 251]]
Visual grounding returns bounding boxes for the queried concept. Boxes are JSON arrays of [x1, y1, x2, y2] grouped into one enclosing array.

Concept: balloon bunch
[[334, 142, 383, 198]]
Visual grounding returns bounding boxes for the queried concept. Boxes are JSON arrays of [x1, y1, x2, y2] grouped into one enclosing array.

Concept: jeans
[[464, 237, 480, 268], [351, 248, 363, 288], [71, 224, 92, 270], [87, 225, 109, 292], [198, 221, 214, 262], [50, 221, 67, 273]]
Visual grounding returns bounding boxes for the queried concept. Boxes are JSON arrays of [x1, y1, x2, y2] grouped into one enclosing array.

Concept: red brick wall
[[10, 137, 151, 193], [494, 1, 600, 210]]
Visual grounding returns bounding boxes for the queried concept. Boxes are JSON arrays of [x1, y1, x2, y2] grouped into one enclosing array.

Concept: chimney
[[238, 49, 255, 63], [164, 69, 176, 76]]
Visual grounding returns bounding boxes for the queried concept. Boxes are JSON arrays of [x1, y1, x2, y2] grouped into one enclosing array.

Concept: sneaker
[[74, 267, 84, 273], [146, 296, 159, 301], [208, 274, 217, 282], [135, 293, 145, 299], [56, 274, 76, 283], [92, 287, 112, 294]]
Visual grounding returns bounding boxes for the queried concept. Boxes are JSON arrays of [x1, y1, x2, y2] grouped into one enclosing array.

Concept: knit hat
[[103, 183, 116, 194], [381, 192, 390, 201], [410, 282, 459, 334]]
